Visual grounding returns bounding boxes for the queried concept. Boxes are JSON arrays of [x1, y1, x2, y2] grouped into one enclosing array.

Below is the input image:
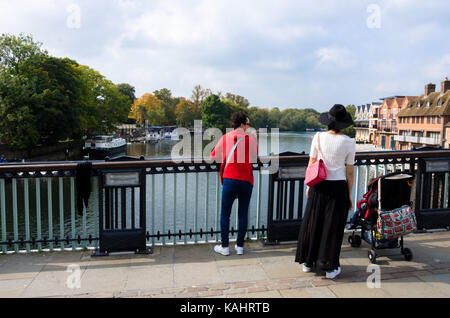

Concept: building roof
[[398, 90, 450, 117], [380, 96, 406, 100]]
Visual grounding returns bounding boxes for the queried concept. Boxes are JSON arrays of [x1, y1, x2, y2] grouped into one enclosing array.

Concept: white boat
[[83, 135, 127, 159], [146, 133, 161, 143]]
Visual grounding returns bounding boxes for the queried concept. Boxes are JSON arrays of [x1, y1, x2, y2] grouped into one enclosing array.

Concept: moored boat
[[82, 135, 127, 160]]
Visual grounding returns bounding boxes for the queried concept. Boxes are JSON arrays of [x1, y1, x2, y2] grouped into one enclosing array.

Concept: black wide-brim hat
[[319, 104, 355, 130]]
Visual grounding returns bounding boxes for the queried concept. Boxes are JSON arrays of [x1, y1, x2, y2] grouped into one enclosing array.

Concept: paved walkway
[[0, 231, 450, 298]]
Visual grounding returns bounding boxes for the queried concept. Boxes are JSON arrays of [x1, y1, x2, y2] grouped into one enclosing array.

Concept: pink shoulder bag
[[305, 133, 327, 187]]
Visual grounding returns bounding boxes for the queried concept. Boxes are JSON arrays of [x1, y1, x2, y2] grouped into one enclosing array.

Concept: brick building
[[375, 96, 417, 150], [396, 79, 450, 150], [355, 102, 382, 144]]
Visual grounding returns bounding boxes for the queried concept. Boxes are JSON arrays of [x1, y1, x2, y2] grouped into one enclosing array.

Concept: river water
[[3, 132, 371, 247]]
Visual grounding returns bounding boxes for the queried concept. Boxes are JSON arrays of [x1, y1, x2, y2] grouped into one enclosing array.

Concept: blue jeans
[[220, 178, 253, 248]]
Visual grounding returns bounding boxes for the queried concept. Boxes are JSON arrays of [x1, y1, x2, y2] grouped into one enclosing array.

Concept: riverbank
[[0, 140, 84, 162]]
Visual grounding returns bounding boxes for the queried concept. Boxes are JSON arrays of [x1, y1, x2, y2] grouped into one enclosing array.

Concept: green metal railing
[[0, 149, 449, 254]]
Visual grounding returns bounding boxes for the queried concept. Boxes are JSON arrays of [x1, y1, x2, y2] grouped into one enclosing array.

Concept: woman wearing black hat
[[295, 104, 356, 280]]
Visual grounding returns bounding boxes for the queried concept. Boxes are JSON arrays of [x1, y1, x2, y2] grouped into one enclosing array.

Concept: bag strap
[[317, 133, 323, 159], [224, 136, 245, 172]]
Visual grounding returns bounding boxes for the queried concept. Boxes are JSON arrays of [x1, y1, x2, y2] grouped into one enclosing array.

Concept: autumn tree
[[175, 97, 202, 127], [130, 93, 166, 126], [191, 85, 212, 106], [154, 88, 179, 125], [224, 93, 250, 108]]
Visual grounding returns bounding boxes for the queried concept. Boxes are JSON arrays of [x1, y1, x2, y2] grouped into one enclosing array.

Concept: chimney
[[425, 83, 435, 96], [441, 78, 450, 94]]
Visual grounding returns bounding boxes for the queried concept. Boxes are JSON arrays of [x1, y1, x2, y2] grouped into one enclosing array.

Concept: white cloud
[[315, 46, 357, 70], [1, 0, 450, 111]]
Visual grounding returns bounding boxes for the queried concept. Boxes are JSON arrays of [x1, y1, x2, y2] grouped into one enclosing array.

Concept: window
[[438, 117, 441, 124], [383, 109, 387, 119], [421, 117, 424, 124], [393, 108, 397, 119], [426, 101, 430, 107], [438, 99, 443, 107], [432, 116, 435, 124], [427, 117, 431, 124]]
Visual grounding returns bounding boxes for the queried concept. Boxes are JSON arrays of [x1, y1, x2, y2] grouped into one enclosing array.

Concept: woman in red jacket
[[210, 112, 258, 256]]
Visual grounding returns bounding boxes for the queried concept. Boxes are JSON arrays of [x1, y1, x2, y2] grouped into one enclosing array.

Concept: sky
[[1, 0, 449, 112]]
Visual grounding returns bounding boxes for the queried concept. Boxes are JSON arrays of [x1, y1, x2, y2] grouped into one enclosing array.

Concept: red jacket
[[210, 129, 258, 186]]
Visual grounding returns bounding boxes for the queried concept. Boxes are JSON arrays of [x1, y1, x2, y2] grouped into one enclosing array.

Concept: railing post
[[24, 178, 31, 253], [215, 172, 220, 243], [93, 176, 99, 249], [194, 172, 199, 243], [70, 177, 76, 250], [36, 179, 42, 251], [151, 174, 155, 246], [162, 174, 166, 245], [256, 170, 262, 239], [59, 177, 64, 251], [184, 173, 188, 245], [204, 172, 209, 243], [0, 179, 6, 254], [12, 179, 19, 253], [354, 166, 360, 213], [173, 173, 177, 245], [444, 173, 449, 209], [47, 178, 54, 251]]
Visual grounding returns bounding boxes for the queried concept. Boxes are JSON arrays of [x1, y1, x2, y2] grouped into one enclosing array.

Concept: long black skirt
[[295, 180, 350, 272]]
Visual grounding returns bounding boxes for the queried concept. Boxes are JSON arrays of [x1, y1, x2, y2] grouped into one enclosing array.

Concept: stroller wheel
[[403, 248, 413, 261], [368, 250, 377, 264], [348, 235, 362, 248]]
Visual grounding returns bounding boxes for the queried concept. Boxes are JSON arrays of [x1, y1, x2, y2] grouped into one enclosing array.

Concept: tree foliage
[[342, 105, 356, 137], [130, 93, 166, 126], [0, 33, 133, 150], [175, 97, 201, 127], [201, 94, 230, 132]]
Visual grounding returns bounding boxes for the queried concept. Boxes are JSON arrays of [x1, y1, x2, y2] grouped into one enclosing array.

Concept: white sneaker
[[302, 263, 312, 273], [235, 245, 244, 255], [326, 267, 341, 279], [214, 245, 230, 256]]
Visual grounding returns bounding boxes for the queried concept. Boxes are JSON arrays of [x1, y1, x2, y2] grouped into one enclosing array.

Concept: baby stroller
[[348, 171, 415, 264]]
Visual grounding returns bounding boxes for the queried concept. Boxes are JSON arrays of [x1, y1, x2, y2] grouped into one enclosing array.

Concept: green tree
[[154, 88, 178, 125], [201, 94, 229, 131], [117, 83, 136, 106], [248, 107, 270, 129], [268, 107, 282, 128], [0, 35, 84, 148], [0, 33, 46, 73], [77, 65, 131, 134], [342, 104, 356, 137]]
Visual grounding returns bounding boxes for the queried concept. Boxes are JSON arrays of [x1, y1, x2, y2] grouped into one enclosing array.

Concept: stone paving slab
[[0, 231, 449, 298]]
